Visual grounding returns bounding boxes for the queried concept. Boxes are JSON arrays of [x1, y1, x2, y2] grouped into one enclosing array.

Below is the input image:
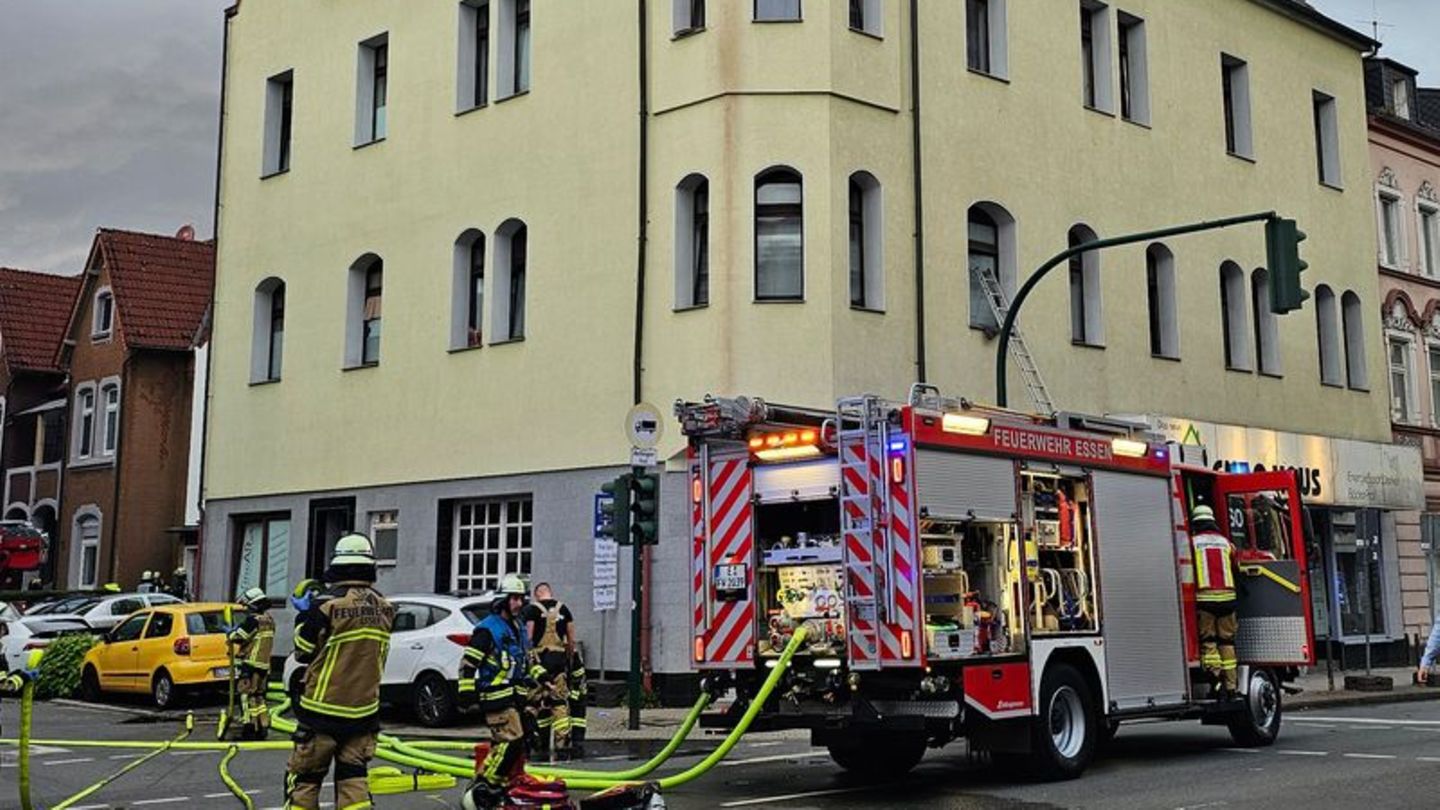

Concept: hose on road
[[219, 744, 255, 810], [51, 712, 196, 810]]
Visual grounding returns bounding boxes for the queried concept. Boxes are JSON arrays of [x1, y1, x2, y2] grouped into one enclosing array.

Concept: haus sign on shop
[[1148, 416, 1423, 510]]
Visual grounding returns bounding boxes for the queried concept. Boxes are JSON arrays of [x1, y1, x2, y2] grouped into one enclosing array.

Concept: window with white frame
[[73, 385, 96, 460], [354, 34, 388, 145], [1146, 243, 1178, 358], [370, 510, 399, 566], [1313, 91, 1341, 188], [1079, 1, 1112, 113], [1315, 285, 1343, 386], [1068, 224, 1104, 346], [848, 0, 881, 36], [1388, 334, 1416, 423], [77, 514, 100, 588], [452, 230, 486, 349], [100, 382, 120, 455], [262, 71, 294, 176], [496, 0, 530, 98], [755, 168, 804, 300], [1342, 290, 1368, 389], [492, 220, 527, 341], [92, 289, 114, 339], [968, 202, 1016, 332], [755, 0, 801, 21], [458, 1, 491, 111], [233, 514, 291, 597], [451, 497, 532, 593], [251, 278, 285, 382], [1419, 202, 1438, 277], [345, 254, 384, 368], [966, 0, 1007, 78], [1220, 261, 1252, 371], [674, 0, 706, 34], [1393, 76, 1412, 119], [848, 171, 883, 310], [675, 175, 710, 309], [1117, 11, 1149, 125], [1221, 54, 1253, 159], [1377, 189, 1404, 269], [1428, 344, 1440, 426], [1251, 268, 1281, 375]]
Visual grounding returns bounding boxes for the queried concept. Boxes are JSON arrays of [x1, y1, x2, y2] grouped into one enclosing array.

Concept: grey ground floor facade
[[200, 464, 698, 686]]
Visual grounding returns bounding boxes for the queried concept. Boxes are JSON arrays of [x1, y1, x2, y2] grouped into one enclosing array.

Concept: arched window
[[1146, 243, 1178, 358], [1251, 268, 1280, 375], [1220, 261, 1252, 370], [967, 202, 1016, 332], [494, 219, 528, 341], [1068, 224, 1103, 346], [754, 167, 804, 301], [1315, 285, 1342, 385], [251, 278, 285, 382], [75, 511, 101, 589], [452, 231, 487, 349], [848, 171, 883, 310], [345, 254, 383, 367], [1342, 291, 1368, 389], [674, 175, 710, 309]]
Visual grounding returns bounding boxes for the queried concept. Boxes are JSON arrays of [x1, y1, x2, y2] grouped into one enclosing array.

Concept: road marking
[[109, 753, 146, 760], [69, 805, 110, 810], [171, 749, 221, 756], [132, 798, 190, 806], [1277, 750, 1329, 756], [1219, 748, 1262, 754], [1343, 753, 1397, 759], [1293, 722, 1336, 728], [42, 758, 95, 765], [1173, 803, 1229, 810], [1416, 756, 1440, 763], [717, 750, 829, 767], [746, 740, 785, 748], [720, 785, 890, 807], [1301, 716, 1440, 726], [592, 754, 632, 761], [205, 790, 265, 798]]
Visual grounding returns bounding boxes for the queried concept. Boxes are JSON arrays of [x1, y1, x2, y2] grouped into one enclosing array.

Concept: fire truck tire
[[826, 733, 926, 778], [1027, 663, 1097, 781], [1226, 668, 1282, 747]]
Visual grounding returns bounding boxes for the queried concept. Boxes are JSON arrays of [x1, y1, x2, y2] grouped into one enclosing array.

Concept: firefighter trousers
[[534, 673, 572, 753], [284, 727, 376, 810], [1198, 601, 1239, 692], [480, 707, 528, 788], [238, 669, 270, 737]]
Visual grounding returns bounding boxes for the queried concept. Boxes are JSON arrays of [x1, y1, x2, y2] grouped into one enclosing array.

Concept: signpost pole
[[628, 467, 645, 731]]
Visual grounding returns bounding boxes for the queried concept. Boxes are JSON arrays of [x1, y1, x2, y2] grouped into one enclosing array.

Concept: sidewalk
[[1289, 666, 1440, 710]]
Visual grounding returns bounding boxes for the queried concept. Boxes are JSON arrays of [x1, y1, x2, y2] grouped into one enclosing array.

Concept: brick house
[[0, 267, 83, 585], [54, 228, 214, 590]]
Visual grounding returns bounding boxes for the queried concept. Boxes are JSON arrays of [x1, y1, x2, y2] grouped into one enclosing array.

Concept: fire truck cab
[[677, 386, 1314, 781]]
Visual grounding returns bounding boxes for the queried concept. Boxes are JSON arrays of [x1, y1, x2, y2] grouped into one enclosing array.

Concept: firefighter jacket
[[459, 611, 545, 713], [1192, 530, 1238, 603], [293, 581, 395, 734], [227, 611, 276, 673]]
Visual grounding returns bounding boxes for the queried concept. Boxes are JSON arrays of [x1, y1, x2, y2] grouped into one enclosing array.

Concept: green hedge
[[34, 632, 99, 700]]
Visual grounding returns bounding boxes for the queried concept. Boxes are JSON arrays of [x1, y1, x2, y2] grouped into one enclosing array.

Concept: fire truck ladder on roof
[[977, 265, 1055, 416], [837, 395, 889, 670]]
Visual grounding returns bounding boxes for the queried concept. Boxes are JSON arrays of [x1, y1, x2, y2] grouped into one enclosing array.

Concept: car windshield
[[40, 596, 101, 615], [185, 611, 227, 635]]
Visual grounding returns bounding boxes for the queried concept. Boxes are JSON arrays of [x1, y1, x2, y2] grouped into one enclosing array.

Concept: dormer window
[[1392, 76, 1412, 119], [92, 288, 114, 340]]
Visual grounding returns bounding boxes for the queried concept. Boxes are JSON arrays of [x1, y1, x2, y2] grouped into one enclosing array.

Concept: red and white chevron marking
[[704, 458, 755, 665], [881, 451, 922, 666], [690, 464, 706, 640], [840, 438, 878, 666]]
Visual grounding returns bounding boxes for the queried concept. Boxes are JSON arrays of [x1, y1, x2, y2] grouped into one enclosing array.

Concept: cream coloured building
[[202, 0, 1408, 686]]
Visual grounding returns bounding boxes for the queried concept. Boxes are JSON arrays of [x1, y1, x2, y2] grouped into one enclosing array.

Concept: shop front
[[1147, 416, 1425, 668]]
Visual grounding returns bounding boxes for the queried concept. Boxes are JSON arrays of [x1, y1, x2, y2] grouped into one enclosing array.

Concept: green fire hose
[[18, 652, 39, 810], [219, 744, 255, 810], [51, 713, 196, 810]]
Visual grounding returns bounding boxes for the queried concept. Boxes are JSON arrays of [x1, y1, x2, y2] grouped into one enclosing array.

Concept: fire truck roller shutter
[[915, 451, 1017, 520], [754, 459, 840, 504], [1091, 471, 1188, 711]]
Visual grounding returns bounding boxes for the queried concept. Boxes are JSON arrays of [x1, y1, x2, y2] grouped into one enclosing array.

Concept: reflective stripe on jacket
[[295, 582, 394, 725], [228, 612, 276, 671], [1193, 531, 1237, 601], [459, 611, 543, 711]]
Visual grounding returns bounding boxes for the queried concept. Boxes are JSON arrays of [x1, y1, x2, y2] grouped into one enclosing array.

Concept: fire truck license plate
[[714, 564, 748, 596]]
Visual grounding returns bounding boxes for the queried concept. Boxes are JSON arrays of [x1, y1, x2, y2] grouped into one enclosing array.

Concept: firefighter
[[566, 646, 588, 758], [523, 582, 575, 760], [227, 586, 276, 740], [1191, 505, 1240, 696], [285, 534, 395, 810], [459, 574, 548, 804]]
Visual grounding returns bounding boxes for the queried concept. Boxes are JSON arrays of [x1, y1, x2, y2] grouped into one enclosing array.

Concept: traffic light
[[629, 472, 659, 546], [600, 474, 632, 545], [1266, 216, 1310, 314]]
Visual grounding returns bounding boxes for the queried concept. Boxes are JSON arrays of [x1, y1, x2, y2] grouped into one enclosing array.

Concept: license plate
[[212, 667, 231, 678], [714, 564, 748, 593]]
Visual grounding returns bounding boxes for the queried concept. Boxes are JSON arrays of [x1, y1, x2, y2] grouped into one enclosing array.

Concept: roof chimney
[[176, 224, 196, 241]]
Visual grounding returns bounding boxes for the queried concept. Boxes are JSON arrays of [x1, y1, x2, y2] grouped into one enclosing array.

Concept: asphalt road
[[3, 698, 1439, 809]]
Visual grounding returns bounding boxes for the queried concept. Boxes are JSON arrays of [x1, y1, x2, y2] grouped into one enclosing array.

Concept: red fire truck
[[677, 386, 1314, 780]]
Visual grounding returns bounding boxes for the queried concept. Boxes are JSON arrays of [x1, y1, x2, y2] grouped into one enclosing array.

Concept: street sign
[[630, 446, 658, 468], [594, 534, 619, 612], [626, 402, 665, 449], [593, 492, 614, 538]]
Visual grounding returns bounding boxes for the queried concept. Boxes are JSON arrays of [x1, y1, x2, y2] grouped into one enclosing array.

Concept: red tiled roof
[[0, 268, 82, 373], [95, 228, 215, 351]]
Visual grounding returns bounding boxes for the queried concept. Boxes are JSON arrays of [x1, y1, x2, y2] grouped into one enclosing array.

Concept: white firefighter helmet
[[238, 586, 267, 608], [1191, 505, 1217, 524], [331, 532, 376, 566], [499, 574, 528, 597]]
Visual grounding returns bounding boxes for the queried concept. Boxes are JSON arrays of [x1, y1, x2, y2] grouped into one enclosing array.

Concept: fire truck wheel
[[826, 733, 926, 778], [1029, 663, 1097, 781], [1226, 668, 1282, 747]]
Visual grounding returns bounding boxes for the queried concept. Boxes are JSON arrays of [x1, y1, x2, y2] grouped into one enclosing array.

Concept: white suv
[[284, 593, 495, 727]]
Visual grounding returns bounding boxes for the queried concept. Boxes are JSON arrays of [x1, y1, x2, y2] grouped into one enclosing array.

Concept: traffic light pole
[[628, 466, 645, 731], [996, 210, 1279, 409]]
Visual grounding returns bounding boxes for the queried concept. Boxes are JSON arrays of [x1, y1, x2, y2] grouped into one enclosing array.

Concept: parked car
[[80, 602, 235, 709], [49, 592, 184, 632], [283, 592, 495, 727], [0, 615, 93, 671], [0, 601, 21, 623], [24, 594, 103, 616]]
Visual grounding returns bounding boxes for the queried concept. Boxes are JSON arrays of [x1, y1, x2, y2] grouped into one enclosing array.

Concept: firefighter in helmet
[[460, 574, 549, 805], [523, 582, 576, 760], [1191, 505, 1240, 695], [227, 586, 276, 740], [285, 533, 395, 810]]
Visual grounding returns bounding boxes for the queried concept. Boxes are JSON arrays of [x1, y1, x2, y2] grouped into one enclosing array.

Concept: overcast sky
[[0, 0, 1436, 275]]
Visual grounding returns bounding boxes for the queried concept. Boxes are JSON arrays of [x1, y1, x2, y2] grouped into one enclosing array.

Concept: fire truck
[[677, 386, 1314, 781]]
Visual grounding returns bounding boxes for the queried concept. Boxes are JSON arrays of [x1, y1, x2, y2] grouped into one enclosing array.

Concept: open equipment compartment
[[1020, 467, 1100, 635], [920, 516, 1026, 660]]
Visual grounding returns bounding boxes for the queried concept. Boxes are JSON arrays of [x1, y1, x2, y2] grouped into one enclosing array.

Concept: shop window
[[451, 497, 532, 593], [1146, 243, 1178, 358], [1315, 285, 1343, 386], [233, 514, 291, 598], [1068, 224, 1103, 346], [1331, 511, 1386, 637]]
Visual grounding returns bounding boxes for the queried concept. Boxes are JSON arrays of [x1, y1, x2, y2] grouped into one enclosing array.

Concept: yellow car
[[80, 602, 240, 709]]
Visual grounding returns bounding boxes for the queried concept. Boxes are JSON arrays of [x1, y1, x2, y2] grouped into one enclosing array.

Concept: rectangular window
[[1117, 12, 1148, 124], [508, 227, 527, 340], [363, 265, 383, 365], [968, 213, 1000, 330], [1313, 91, 1341, 187], [1429, 345, 1440, 426], [79, 516, 100, 588], [41, 409, 63, 465], [263, 71, 294, 176], [1389, 336, 1414, 423], [674, 0, 706, 34], [848, 0, 880, 35], [355, 35, 389, 145], [1332, 512, 1386, 637], [101, 384, 119, 455], [755, 172, 804, 300], [755, 0, 801, 21], [849, 181, 866, 307], [967, 0, 990, 73], [233, 515, 292, 597], [93, 291, 113, 338], [452, 497, 533, 593], [458, 1, 490, 111], [76, 388, 95, 459], [469, 242, 485, 346], [1393, 76, 1412, 119], [1378, 192, 1403, 268], [514, 0, 530, 93], [370, 510, 399, 566], [268, 286, 285, 380], [1222, 54, 1253, 158], [1420, 204, 1439, 277], [1146, 257, 1162, 355], [1079, 2, 1111, 112], [372, 42, 388, 140], [692, 183, 709, 306]]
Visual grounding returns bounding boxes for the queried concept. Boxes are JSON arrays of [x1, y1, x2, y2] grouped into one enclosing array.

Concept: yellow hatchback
[[80, 602, 240, 709]]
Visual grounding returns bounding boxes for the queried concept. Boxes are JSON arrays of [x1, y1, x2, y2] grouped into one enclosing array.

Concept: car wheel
[[152, 669, 179, 710], [1026, 663, 1098, 781], [1227, 668, 1282, 747], [412, 672, 456, 728], [80, 667, 102, 702]]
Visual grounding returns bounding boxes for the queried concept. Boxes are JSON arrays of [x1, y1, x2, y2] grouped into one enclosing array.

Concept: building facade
[[204, 0, 1398, 685], [54, 229, 214, 591], [1365, 57, 1440, 653]]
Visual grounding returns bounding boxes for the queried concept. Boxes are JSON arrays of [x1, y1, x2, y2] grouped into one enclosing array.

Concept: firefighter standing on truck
[[459, 574, 549, 802], [523, 582, 576, 760], [1191, 505, 1240, 696], [285, 533, 395, 810], [228, 586, 276, 740]]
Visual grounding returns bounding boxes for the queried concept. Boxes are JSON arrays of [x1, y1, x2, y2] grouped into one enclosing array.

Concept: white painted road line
[[1416, 756, 1440, 763], [42, 757, 95, 765], [1343, 753, 1398, 759], [132, 798, 191, 806], [720, 785, 890, 807], [109, 752, 146, 760], [717, 750, 829, 767], [1301, 716, 1440, 726], [1293, 722, 1336, 728], [746, 740, 785, 748], [1219, 747, 1262, 754], [1277, 750, 1330, 756]]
